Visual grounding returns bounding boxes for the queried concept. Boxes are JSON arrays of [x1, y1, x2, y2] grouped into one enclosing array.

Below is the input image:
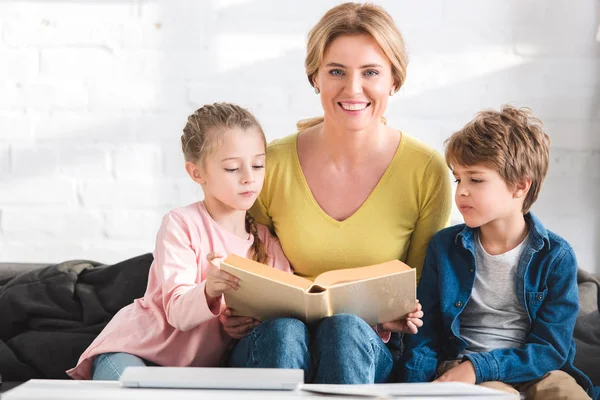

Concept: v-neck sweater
[[250, 132, 452, 281]]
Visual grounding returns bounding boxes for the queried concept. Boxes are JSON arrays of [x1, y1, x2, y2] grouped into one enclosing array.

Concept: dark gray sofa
[[0, 263, 48, 393], [1, 261, 598, 394], [0, 256, 153, 394]]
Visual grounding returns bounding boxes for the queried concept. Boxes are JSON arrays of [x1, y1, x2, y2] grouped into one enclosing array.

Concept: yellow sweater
[[250, 132, 452, 281]]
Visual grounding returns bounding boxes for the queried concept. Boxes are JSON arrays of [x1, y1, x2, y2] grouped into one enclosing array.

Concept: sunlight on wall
[[397, 47, 525, 100], [212, 0, 250, 11], [1, 0, 597, 270], [216, 34, 305, 73]]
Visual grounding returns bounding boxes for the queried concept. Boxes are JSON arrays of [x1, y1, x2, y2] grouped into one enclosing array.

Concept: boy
[[399, 105, 597, 400]]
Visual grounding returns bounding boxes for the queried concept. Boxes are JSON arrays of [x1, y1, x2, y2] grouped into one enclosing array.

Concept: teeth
[[341, 103, 367, 111]]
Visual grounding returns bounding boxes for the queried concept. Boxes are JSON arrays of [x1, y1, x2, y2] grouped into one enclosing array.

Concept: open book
[[220, 254, 416, 326]]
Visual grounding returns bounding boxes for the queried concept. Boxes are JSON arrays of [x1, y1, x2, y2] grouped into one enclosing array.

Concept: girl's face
[[188, 127, 266, 212], [313, 33, 395, 133]]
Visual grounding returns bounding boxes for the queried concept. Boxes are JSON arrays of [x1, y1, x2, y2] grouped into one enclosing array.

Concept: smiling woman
[[219, 2, 453, 385], [314, 34, 395, 135]]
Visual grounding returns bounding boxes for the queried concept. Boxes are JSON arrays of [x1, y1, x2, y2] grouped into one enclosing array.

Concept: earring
[[389, 88, 395, 96], [314, 87, 320, 94]]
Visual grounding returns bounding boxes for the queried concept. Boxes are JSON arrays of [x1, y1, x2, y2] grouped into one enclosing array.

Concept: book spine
[[303, 285, 330, 323]]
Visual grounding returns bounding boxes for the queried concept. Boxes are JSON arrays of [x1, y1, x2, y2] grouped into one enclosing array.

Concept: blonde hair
[[444, 104, 551, 214], [181, 102, 269, 264], [297, 2, 408, 131]]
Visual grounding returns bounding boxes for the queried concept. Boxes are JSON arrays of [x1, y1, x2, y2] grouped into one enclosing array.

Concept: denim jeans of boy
[[91, 352, 156, 380], [227, 313, 394, 384]]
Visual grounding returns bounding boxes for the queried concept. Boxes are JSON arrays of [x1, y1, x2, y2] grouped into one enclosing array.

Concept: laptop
[[119, 367, 303, 390]]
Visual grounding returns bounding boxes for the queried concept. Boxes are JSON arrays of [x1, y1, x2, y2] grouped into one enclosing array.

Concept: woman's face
[[314, 33, 395, 133]]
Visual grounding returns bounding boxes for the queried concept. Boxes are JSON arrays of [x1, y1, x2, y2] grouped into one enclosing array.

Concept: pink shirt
[[67, 202, 291, 380]]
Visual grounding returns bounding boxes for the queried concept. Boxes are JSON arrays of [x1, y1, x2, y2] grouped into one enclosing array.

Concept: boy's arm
[[399, 241, 443, 382], [463, 247, 579, 384], [405, 152, 452, 281]]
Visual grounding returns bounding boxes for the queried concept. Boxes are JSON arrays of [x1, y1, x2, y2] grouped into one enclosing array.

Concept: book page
[[304, 286, 330, 323], [313, 260, 412, 288], [326, 266, 416, 326], [221, 255, 315, 321], [223, 254, 313, 289]]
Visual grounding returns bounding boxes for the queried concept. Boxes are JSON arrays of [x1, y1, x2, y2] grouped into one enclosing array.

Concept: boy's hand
[[219, 308, 260, 339], [378, 300, 423, 334], [205, 252, 239, 300], [434, 360, 476, 384]]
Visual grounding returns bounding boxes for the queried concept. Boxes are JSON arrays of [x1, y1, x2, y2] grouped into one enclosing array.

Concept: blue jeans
[[227, 314, 395, 384], [91, 352, 156, 380]]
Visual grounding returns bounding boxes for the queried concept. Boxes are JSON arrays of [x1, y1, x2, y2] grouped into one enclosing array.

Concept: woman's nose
[[346, 73, 362, 95]]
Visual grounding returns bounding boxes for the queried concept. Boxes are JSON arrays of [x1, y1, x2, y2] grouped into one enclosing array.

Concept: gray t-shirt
[[459, 231, 531, 356]]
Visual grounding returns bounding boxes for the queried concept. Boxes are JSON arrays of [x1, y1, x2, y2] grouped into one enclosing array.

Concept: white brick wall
[[0, 0, 598, 273]]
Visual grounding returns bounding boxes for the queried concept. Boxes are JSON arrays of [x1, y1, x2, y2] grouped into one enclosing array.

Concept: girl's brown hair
[[181, 102, 269, 264], [297, 2, 408, 131], [445, 104, 551, 214]]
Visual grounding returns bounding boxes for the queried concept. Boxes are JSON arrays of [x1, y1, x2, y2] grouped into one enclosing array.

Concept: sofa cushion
[[573, 269, 600, 386], [0, 263, 49, 284], [0, 254, 153, 381]]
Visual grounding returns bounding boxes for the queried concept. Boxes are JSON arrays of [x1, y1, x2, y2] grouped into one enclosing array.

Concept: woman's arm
[[406, 152, 452, 281], [399, 240, 444, 382]]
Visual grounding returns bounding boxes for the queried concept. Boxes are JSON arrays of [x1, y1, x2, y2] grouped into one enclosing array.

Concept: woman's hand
[[434, 360, 476, 384], [378, 300, 423, 334], [219, 308, 260, 339], [204, 252, 239, 301]]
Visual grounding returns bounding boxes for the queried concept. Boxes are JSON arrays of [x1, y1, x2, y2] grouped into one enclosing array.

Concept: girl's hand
[[434, 360, 476, 384], [205, 252, 239, 301], [378, 300, 423, 334], [219, 308, 260, 339]]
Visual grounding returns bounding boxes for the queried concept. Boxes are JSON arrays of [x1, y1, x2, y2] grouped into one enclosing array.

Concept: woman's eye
[[329, 69, 344, 76], [252, 165, 265, 169], [364, 70, 379, 77], [454, 179, 460, 183], [471, 179, 483, 183], [224, 168, 238, 172]]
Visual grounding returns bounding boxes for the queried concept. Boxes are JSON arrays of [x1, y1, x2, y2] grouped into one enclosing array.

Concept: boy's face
[[452, 163, 526, 229]]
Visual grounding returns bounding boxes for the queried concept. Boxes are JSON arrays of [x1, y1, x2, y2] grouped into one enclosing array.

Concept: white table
[[1, 380, 519, 400]]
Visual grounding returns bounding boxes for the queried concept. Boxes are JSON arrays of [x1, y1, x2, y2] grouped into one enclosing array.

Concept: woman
[[221, 2, 452, 384]]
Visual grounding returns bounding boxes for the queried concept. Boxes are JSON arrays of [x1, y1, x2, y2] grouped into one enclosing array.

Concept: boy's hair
[[444, 104, 551, 214], [181, 102, 269, 264]]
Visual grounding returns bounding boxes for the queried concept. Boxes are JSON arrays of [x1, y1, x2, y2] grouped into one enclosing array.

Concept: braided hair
[[245, 213, 269, 264]]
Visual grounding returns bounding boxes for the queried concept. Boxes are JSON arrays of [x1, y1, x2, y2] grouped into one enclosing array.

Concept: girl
[[67, 102, 291, 380]]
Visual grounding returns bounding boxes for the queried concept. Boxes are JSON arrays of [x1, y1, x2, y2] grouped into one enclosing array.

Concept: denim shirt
[[399, 213, 597, 399]]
